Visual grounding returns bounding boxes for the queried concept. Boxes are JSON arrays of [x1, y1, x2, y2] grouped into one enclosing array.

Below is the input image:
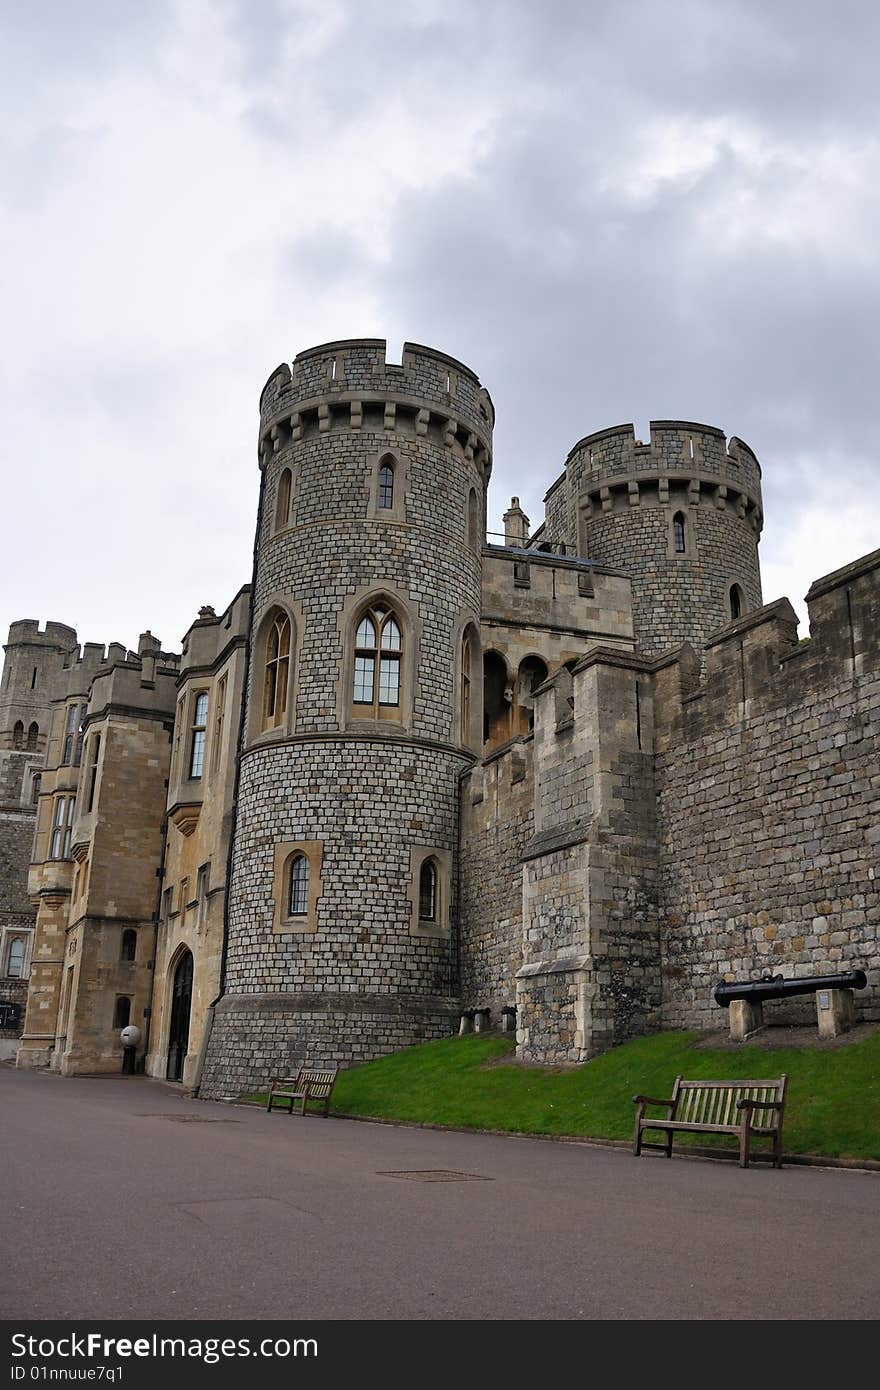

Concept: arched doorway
[[483, 651, 511, 750], [166, 949, 193, 1082]]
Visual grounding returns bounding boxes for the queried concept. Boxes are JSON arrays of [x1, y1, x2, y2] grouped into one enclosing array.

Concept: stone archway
[[166, 948, 193, 1082]]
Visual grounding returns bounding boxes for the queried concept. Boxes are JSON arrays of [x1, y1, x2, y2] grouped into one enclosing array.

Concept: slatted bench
[[632, 1074, 788, 1168], [266, 1066, 338, 1117]]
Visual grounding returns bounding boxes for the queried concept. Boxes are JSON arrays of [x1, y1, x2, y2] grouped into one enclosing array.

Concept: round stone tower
[[566, 421, 763, 656], [200, 340, 493, 1096]]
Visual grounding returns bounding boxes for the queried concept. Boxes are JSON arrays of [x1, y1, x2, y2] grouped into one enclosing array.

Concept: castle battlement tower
[[200, 340, 494, 1095], [544, 420, 764, 656]]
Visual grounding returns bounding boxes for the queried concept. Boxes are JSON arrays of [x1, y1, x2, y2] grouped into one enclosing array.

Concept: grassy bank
[[255, 1029, 880, 1161]]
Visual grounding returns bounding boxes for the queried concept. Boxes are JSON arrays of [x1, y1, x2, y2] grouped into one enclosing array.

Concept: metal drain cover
[[137, 1114, 241, 1123], [377, 1170, 492, 1182]]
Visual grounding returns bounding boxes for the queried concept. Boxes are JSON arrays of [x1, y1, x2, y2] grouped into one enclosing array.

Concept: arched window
[[31, 773, 41, 804], [7, 937, 25, 978], [419, 859, 437, 922], [26, 722, 38, 751], [288, 854, 309, 917], [262, 611, 291, 730], [189, 693, 209, 778], [730, 584, 744, 620], [468, 489, 479, 550], [114, 997, 131, 1029], [275, 468, 292, 531], [462, 631, 472, 741], [673, 512, 686, 554], [378, 459, 394, 509], [121, 929, 137, 962], [353, 605, 401, 716], [12, 721, 23, 750]]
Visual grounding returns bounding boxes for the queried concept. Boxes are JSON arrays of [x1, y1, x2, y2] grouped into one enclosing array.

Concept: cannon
[[714, 969, 867, 1008]]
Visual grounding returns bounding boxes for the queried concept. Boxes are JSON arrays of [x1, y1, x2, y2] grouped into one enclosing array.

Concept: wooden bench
[[266, 1066, 338, 1117], [632, 1074, 788, 1168]]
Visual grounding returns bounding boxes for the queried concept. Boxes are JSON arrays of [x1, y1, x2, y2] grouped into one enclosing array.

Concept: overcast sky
[[2, 0, 878, 657]]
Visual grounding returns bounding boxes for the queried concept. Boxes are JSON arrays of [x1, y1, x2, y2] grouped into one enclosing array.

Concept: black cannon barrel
[[714, 970, 867, 1008]]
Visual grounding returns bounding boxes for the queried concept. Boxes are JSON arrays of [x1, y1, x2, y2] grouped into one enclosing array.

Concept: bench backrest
[[297, 1067, 337, 1098], [672, 1076, 787, 1130]]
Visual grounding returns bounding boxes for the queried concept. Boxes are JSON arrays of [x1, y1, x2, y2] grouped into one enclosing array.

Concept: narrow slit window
[[275, 468, 292, 531], [121, 929, 137, 962], [673, 512, 686, 554], [86, 734, 101, 812], [419, 859, 437, 922], [378, 462, 394, 509], [288, 855, 309, 916]]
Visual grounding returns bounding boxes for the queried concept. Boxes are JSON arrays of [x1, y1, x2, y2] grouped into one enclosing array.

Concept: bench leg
[[665, 1130, 674, 1159], [739, 1123, 751, 1169], [774, 1130, 783, 1169]]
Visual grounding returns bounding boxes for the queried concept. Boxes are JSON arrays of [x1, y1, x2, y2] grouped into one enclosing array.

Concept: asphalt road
[[3, 1065, 878, 1321]]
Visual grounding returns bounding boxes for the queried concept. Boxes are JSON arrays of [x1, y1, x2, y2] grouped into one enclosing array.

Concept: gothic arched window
[[26, 722, 38, 751], [12, 721, 23, 750], [262, 611, 291, 731], [378, 460, 394, 510], [352, 605, 402, 716]]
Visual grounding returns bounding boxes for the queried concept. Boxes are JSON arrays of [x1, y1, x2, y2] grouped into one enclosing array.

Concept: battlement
[[5, 620, 78, 650], [257, 339, 494, 468], [653, 547, 880, 748], [565, 419, 763, 502]]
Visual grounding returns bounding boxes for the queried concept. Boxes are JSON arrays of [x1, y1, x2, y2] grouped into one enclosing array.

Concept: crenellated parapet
[[653, 546, 880, 750], [257, 339, 494, 482], [568, 420, 763, 539]]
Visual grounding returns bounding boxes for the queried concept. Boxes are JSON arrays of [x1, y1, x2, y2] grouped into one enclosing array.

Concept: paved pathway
[[3, 1066, 878, 1320]]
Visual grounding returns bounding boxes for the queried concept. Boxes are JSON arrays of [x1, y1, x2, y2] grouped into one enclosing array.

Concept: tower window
[[121, 929, 137, 962], [86, 734, 101, 812], [673, 512, 686, 554], [62, 703, 87, 766], [353, 606, 401, 713], [262, 611, 291, 731], [275, 468, 292, 531], [461, 631, 472, 743], [730, 584, 744, 620], [378, 461, 394, 509], [288, 854, 309, 917], [468, 489, 479, 550], [26, 722, 38, 751], [419, 859, 437, 922], [188, 693, 209, 778], [50, 796, 76, 860], [12, 721, 23, 750]]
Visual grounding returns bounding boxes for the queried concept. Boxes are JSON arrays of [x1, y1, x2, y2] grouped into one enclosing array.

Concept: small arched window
[[353, 606, 401, 715], [26, 722, 38, 751], [12, 721, 23, 750], [288, 854, 309, 916], [730, 584, 744, 621], [263, 611, 291, 730], [121, 929, 137, 962], [114, 997, 131, 1029], [673, 512, 686, 554], [7, 937, 25, 978], [275, 468, 292, 531], [378, 460, 394, 509], [468, 489, 479, 550], [419, 859, 437, 922]]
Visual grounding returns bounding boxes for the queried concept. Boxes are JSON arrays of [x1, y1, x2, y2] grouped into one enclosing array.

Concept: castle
[[1, 339, 877, 1092]]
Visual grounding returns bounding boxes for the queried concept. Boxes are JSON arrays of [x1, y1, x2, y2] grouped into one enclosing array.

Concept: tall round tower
[[563, 421, 763, 656], [200, 340, 493, 1095]]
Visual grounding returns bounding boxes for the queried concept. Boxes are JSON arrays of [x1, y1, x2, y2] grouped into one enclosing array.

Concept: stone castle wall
[[654, 549, 880, 1029]]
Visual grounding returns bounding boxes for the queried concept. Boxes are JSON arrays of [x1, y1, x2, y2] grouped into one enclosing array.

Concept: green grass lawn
[[252, 1029, 880, 1161]]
